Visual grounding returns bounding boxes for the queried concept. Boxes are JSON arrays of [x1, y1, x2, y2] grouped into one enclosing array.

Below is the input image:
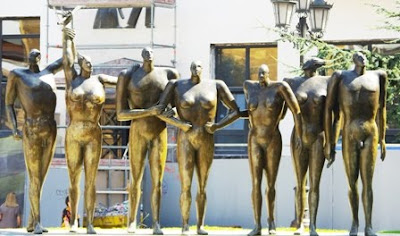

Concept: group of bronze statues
[[4, 12, 386, 236]]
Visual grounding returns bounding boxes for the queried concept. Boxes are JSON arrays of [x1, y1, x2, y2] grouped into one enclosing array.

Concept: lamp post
[[271, 0, 333, 64]]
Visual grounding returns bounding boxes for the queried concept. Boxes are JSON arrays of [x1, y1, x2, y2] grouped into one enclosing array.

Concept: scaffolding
[[44, 0, 178, 211]]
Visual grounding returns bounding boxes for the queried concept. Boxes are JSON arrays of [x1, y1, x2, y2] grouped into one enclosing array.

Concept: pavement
[[0, 228, 398, 236]]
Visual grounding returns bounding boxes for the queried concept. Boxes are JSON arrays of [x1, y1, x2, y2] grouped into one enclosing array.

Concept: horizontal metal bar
[[96, 190, 128, 194], [98, 166, 130, 170], [3, 34, 40, 39], [102, 145, 128, 149], [48, 43, 175, 50], [57, 125, 130, 129]]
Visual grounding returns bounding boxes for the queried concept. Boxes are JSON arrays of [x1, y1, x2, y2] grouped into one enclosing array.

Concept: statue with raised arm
[[115, 47, 179, 235], [243, 64, 302, 236], [62, 13, 118, 234], [155, 61, 240, 235], [324, 52, 387, 236], [5, 49, 62, 234], [284, 58, 332, 236]]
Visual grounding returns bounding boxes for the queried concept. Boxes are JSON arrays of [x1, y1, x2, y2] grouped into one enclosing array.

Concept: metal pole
[[0, 19, 3, 129], [299, 16, 307, 66]]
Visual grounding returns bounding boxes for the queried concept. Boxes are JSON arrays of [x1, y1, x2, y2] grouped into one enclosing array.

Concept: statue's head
[[77, 53, 93, 73], [302, 57, 325, 71], [141, 47, 154, 62], [190, 61, 203, 77], [28, 49, 41, 65], [258, 64, 270, 84], [353, 51, 367, 67]]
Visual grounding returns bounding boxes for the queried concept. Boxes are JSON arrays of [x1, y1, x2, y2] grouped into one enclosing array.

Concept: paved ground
[[0, 228, 398, 236]]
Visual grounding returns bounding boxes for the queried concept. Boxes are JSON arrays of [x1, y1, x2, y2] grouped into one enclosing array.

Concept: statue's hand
[[149, 104, 165, 116], [205, 122, 217, 134], [380, 140, 386, 161], [12, 130, 22, 141], [161, 107, 175, 118], [61, 11, 73, 26], [324, 144, 336, 168], [182, 123, 192, 133], [295, 136, 302, 151], [63, 27, 75, 40]]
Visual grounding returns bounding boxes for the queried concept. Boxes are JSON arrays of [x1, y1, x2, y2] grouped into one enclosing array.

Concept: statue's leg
[[308, 133, 325, 236], [194, 132, 214, 236], [36, 122, 57, 233], [290, 130, 309, 235], [83, 128, 102, 234], [65, 130, 83, 233], [360, 132, 378, 236], [177, 131, 195, 235], [22, 128, 43, 234], [342, 131, 360, 236], [247, 134, 263, 236], [148, 128, 167, 235], [127, 131, 147, 233], [264, 131, 282, 235]]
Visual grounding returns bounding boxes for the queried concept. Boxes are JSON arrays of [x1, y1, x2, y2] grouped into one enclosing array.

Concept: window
[[213, 43, 278, 158]]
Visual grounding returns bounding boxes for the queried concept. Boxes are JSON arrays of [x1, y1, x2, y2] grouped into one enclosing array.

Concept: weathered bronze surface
[[156, 61, 240, 235], [62, 13, 118, 234], [243, 64, 302, 236], [116, 47, 179, 235], [324, 52, 387, 236], [5, 49, 62, 234], [284, 58, 330, 236]]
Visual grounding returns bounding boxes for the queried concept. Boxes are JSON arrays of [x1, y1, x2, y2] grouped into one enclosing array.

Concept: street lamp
[[271, 0, 333, 64]]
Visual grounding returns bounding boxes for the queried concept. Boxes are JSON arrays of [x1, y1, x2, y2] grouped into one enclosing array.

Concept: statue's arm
[[378, 70, 387, 161], [62, 26, 77, 89], [166, 68, 179, 80], [44, 58, 63, 74], [205, 80, 240, 133], [155, 80, 192, 132], [115, 68, 161, 121], [279, 81, 302, 142], [280, 77, 293, 120], [98, 74, 118, 85], [5, 71, 22, 139], [324, 71, 341, 166]]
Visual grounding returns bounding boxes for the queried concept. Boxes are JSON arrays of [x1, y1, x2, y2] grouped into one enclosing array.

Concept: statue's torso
[[175, 79, 217, 127]]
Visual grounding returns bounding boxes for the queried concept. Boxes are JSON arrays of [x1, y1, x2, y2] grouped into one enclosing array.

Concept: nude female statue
[[116, 47, 179, 235], [155, 61, 240, 235], [5, 49, 62, 234], [243, 64, 302, 236], [62, 14, 118, 234], [324, 52, 387, 236], [284, 58, 331, 236]]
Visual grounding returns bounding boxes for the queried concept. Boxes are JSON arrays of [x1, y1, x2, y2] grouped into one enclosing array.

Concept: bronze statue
[[155, 61, 240, 235], [324, 52, 387, 236], [62, 13, 118, 234], [284, 58, 330, 236], [115, 47, 179, 235], [243, 64, 302, 236], [5, 49, 63, 234]]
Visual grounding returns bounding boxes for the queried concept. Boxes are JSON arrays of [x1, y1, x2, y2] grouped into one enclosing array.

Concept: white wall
[[145, 146, 400, 232]]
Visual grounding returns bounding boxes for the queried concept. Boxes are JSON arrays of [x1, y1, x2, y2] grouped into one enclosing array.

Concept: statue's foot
[[268, 220, 276, 235], [310, 229, 319, 236], [182, 224, 190, 235], [128, 222, 137, 233], [197, 226, 208, 235], [87, 224, 97, 234], [27, 226, 34, 233], [365, 226, 377, 236], [309, 225, 319, 236], [247, 226, 262, 236], [349, 222, 359, 236], [153, 222, 164, 235], [69, 223, 78, 233], [33, 223, 43, 234], [294, 224, 304, 235]]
